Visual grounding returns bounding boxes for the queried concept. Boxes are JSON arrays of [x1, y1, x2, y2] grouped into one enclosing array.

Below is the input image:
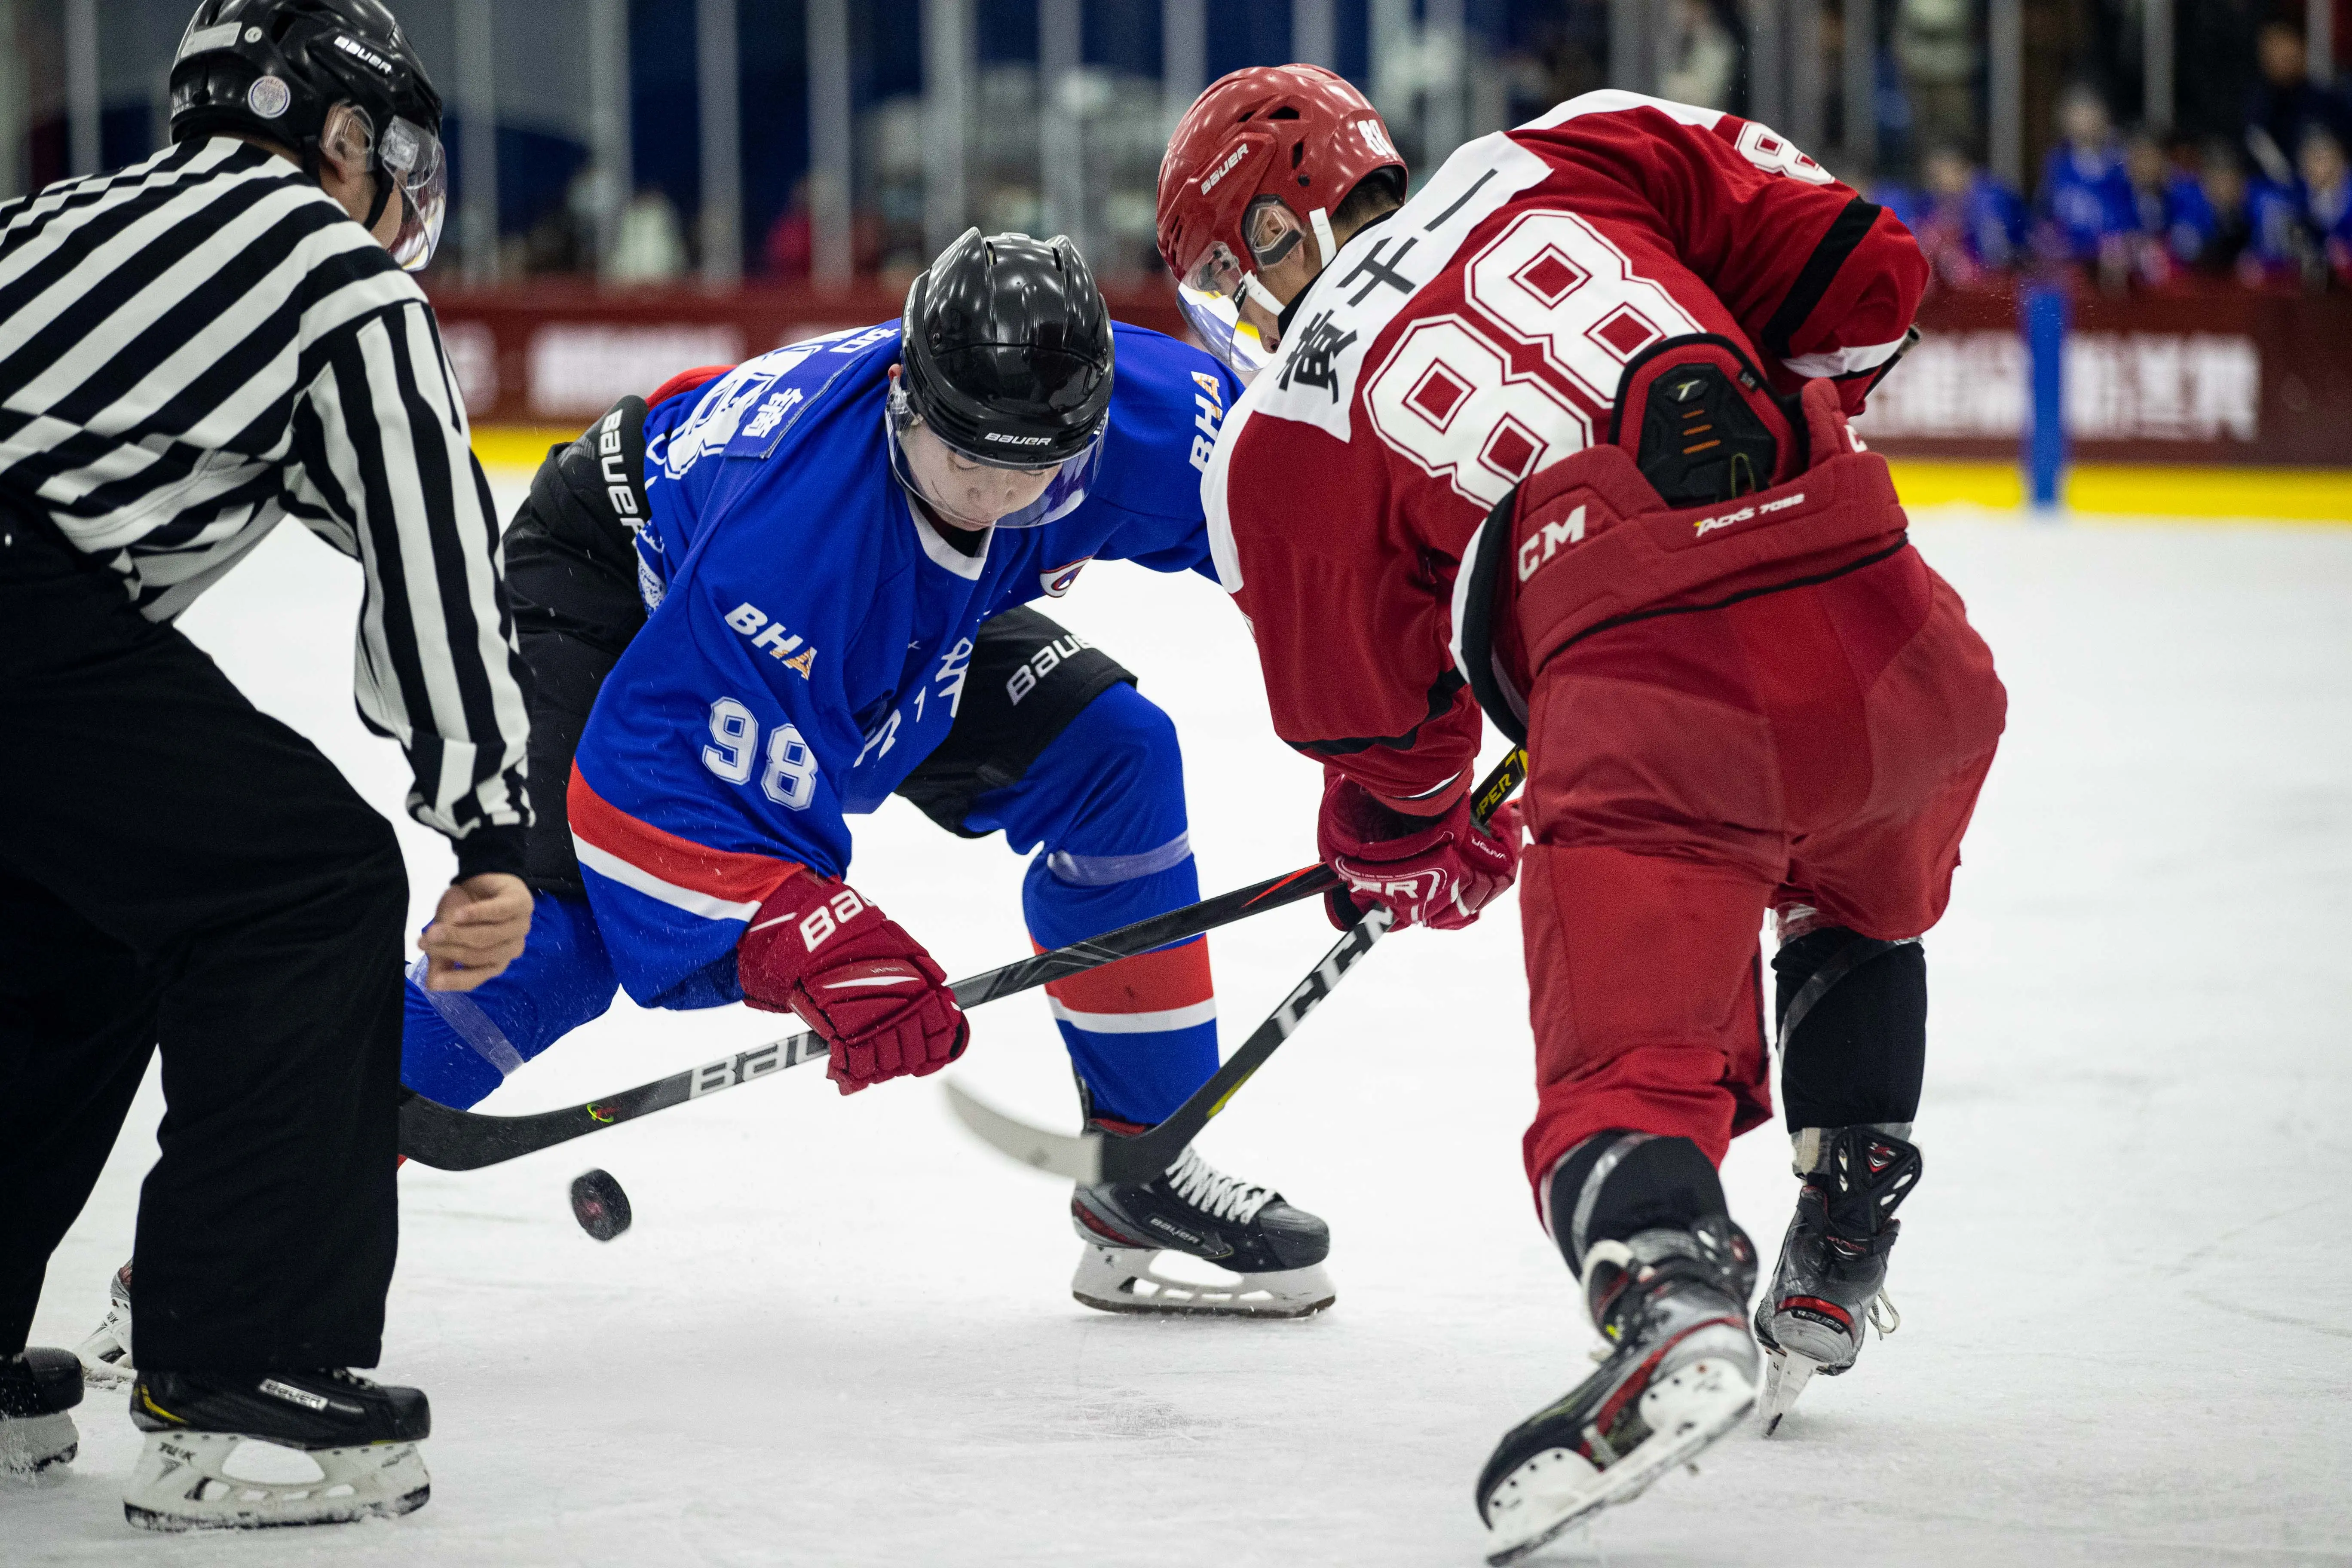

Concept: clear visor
[[1176, 239, 1276, 383], [883, 383, 1106, 530], [376, 115, 447, 273]]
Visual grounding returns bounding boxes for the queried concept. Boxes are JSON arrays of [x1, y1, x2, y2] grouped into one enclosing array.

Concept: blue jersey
[[2038, 143, 2137, 260], [567, 322, 1238, 1008]]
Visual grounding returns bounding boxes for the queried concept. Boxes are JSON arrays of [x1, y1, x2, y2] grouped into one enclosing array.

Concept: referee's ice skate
[[1069, 1114, 1333, 1318], [1, 1348, 85, 1476], [74, 1260, 136, 1386], [1476, 1219, 1759, 1565], [1755, 1125, 1922, 1433], [124, 1369, 430, 1531]]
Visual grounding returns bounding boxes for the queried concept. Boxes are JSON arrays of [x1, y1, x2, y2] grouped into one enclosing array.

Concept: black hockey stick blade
[[943, 745, 1527, 1185], [398, 858, 1343, 1171]]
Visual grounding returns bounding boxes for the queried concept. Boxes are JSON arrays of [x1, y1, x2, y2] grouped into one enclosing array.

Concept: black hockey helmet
[[897, 229, 1115, 469], [169, 0, 447, 270]]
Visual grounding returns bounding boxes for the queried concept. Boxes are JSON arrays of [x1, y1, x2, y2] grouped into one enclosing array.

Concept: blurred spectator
[[2189, 139, 2256, 273], [2247, 165, 2305, 278], [759, 179, 889, 281], [763, 178, 812, 281], [2244, 20, 2351, 188], [1500, 0, 1610, 127], [1657, 0, 1739, 111], [1896, 145, 2029, 284], [608, 186, 689, 283], [520, 165, 612, 276], [2295, 127, 2352, 287], [2123, 130, 2213, 278], [2037, 84, 2138, 269]]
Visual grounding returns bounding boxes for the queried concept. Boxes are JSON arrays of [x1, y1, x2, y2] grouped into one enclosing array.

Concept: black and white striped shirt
[[0, 136, 530, 872]]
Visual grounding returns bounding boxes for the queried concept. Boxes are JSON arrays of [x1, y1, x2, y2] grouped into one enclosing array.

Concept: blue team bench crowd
[[1872, 60, 2352, 295]]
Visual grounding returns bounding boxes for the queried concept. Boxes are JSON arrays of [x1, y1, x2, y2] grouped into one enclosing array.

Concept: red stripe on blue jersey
[[568, 763, 804, 910]]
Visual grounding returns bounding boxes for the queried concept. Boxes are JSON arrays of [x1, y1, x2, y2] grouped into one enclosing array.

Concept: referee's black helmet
[[169, 1, 447, 268], [898, 230, 1115, 469]]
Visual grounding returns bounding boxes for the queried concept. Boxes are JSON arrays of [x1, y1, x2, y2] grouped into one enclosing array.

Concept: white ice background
[[9, 491, 2351, 1566]]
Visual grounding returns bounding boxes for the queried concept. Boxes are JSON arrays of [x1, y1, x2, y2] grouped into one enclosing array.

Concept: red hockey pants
[[1517, 543, 2005, 1207]]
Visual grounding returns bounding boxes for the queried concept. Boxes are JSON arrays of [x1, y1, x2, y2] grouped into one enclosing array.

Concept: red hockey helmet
[[1155, 65, 1404, 379]]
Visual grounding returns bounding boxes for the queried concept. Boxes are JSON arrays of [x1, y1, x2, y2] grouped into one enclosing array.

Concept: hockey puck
[[570, 1169, 632, 1241]]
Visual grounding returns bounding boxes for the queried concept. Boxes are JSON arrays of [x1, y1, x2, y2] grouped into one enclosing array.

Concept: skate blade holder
[[1483, 1353, 1755, 1565], [125, 1432, 428, 1530], [1072, 1246, 1335, 1319], [0, 1411, 79, 1475]]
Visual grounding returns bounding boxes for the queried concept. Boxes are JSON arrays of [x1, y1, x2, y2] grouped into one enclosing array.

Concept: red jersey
[[1204, 92, 1928, 812]]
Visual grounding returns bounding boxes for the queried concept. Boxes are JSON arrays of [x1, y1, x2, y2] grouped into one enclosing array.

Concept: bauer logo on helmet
[[1200, 145, 1251, 195]]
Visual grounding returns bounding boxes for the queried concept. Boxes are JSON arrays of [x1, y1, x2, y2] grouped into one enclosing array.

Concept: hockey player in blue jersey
[[73, 236, 1329, 1377], [395, 231, 1335, 1318]]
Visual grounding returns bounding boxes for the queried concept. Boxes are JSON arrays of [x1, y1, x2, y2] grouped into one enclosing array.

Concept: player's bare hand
[[420, 873, 532, 992]]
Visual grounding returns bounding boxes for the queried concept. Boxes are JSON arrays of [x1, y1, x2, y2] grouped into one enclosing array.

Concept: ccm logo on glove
[[737, 873, 968, 1094]]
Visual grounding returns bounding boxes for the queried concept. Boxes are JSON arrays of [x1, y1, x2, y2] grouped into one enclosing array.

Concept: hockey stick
[[398, 858, 1344, 1171], [944, 746, 1528, 1185]]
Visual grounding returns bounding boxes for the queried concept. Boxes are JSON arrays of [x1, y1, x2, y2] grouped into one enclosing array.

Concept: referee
[[0, 0, 528, 1527]]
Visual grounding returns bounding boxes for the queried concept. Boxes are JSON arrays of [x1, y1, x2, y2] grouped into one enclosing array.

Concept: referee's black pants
[[0, 511, 406, 1372]]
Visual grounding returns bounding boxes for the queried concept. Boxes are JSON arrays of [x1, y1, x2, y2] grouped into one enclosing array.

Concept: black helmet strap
[[361, 165, 394, 230]]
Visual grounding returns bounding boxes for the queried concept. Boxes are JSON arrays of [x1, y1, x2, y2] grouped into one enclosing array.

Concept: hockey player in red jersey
[[1159, 68, 2005, 1554]]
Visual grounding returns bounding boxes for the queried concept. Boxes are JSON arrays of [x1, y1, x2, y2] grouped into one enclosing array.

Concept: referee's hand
[[419, 873, 533, 992]]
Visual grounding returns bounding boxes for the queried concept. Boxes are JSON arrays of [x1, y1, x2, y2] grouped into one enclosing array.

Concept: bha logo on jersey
[[1038, 557, 1092, 597]]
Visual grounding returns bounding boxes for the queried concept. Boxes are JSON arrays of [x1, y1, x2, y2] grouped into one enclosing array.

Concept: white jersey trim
[[911, 507, 992, 579], [573, 839, 763, 922], [1518, 90, 1726, 134], [1048, 997, 1219, 1035], [1782, 334, 1911, 378]]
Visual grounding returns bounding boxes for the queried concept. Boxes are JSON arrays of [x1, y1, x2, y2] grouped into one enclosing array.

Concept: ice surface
[[11, 496, 2351, 1566]]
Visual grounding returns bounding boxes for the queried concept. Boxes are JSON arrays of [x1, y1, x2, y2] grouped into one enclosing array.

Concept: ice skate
[[1476, 1218, 1759, 1564], [1755, 1125, 1920, 1435], [1070, 1120, 1333, 1318], [75, 1259, 136, 1386], [124, 1368, 430, 1530], [1, 1348, 85, 1476]]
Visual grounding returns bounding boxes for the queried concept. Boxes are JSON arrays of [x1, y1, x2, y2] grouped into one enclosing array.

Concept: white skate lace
[[1163, 1147, 1276, 1225], [1868, 1289, 1900, 1338]]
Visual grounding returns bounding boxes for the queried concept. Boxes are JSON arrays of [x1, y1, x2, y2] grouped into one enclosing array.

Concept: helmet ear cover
[[313, 102, 395, 230], [1243, 196, 1307, 268]]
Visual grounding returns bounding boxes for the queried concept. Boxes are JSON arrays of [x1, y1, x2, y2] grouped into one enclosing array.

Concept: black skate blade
[[943, 1084, 1103, 1182], [570, 1169, 633, 1240]]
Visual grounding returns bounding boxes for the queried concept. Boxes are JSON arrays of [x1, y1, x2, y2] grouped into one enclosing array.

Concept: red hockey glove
[[1317, 775, 1525, 932], [737, 873, 968, 1095]]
